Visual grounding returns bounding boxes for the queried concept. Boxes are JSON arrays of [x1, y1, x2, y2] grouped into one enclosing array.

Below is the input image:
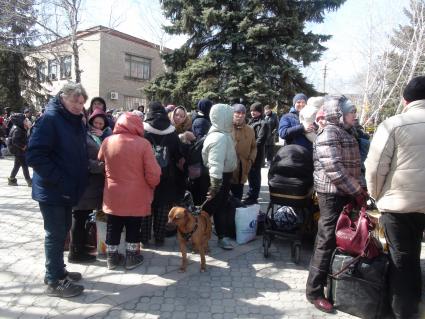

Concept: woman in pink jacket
[[98, 112, 161, 270]]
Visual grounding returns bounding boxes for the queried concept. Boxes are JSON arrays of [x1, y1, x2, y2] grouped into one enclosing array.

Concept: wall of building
[[31, 33, 101, 110], [98, 32, 166, 111]]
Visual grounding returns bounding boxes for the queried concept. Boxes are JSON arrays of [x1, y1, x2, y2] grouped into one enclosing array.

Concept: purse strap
[[329, 253, 362, 279]]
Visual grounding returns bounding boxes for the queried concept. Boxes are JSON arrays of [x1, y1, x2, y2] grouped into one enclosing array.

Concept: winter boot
[[68, 245, 96, 264], [26, 178, 32, 187], [125, 242, 144, 270], [8, 177, 17, 186], [106, 245, 124, 270]]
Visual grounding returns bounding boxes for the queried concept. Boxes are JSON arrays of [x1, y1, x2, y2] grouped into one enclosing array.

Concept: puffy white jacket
[[365, 99, 425, 213], [202, 104, 237, 179]]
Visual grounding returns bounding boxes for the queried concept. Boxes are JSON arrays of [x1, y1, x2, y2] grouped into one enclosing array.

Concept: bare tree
[[361, 0, 425, 127]]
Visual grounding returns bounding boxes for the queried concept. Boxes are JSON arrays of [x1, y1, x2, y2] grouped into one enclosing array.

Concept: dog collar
[[179, 218, 198, 241]]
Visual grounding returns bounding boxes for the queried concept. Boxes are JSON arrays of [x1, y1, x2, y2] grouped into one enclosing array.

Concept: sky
[[78, 0, 411, 94]]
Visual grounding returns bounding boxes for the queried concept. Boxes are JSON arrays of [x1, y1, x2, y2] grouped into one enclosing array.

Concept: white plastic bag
[[235, 204, 260, 244]]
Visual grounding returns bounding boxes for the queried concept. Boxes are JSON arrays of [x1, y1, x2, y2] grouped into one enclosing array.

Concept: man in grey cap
[[366, 75, 425, 319]]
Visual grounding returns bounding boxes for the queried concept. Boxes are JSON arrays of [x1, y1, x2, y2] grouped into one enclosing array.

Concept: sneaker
[[107, 251, 125, 270], [44, 270, 82, 285], [26, 178, 32, 187], [125, 251, 144, 270], [218, 237, 234, 250], [45, 279, 84, 298], [8, 177, 17, 186]]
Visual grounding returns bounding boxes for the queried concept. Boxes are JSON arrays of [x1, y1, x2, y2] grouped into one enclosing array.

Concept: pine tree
[[0, 0, 44, 112], [145, 0, 346, 108]]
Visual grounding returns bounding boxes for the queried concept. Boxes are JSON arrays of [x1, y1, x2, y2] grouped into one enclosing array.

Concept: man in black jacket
[[7, 113, 32, 186], [264, 105, 279, 166], [243, 102, 269, 205]]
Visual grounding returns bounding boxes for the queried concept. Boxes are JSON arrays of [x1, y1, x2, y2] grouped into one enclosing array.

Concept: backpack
[[152, 136, 171, 180], [6, 127, 18, 155], [187, 137, 206, 180]]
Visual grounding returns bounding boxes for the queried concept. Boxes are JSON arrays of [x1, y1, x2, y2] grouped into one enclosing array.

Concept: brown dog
[[168, 207, 212, 272]]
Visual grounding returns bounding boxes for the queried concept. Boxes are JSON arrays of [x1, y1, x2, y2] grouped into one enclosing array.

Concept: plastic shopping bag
[[235, 204, 260, 244]]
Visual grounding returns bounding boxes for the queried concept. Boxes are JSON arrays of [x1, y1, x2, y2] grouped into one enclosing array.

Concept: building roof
[[37, 25, 171, 52]]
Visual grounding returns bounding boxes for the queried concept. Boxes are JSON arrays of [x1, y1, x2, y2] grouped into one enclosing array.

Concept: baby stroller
[[263, 145, 315, 263]]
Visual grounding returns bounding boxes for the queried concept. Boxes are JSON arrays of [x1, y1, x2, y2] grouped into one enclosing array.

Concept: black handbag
[[327, 249, 390, 319]]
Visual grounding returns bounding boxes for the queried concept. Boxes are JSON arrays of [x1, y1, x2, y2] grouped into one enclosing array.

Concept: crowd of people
[[1, 76, 425, 319]]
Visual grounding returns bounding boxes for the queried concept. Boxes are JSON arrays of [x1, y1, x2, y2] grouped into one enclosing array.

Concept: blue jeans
[[39, 203, 72, 284]]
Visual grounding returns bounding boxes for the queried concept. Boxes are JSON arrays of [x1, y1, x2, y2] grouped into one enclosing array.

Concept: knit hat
[[90, 97, 107, 113], [232, 103, 246, 113], [340, 98, 356, 115], [293, 93, 307, 106], [250, 102, 263, 114], [144, 101, 171, 131], [403, 76, 425, 102], [197, 99, 213, 117]]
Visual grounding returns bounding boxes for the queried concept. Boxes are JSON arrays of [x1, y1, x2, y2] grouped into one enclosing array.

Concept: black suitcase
[[327, 250, 390, 319]]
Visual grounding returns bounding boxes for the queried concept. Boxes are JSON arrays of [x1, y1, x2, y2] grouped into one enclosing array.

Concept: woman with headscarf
[[141, 101, 184, 246], [169, 105, 195, 144], [306, 96, 367, 313]]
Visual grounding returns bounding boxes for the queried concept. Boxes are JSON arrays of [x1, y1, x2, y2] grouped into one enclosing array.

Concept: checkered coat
[[313, 101, 363, 196]]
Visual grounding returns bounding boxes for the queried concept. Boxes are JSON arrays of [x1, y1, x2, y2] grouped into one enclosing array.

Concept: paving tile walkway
[[0, 157, 424, 318]]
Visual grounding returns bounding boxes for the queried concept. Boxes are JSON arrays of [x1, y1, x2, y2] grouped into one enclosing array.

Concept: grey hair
[[59, 82, 88, 102]]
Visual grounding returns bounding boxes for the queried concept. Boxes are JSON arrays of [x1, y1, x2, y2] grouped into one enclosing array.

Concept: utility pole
[[323, 64, 327, 93]]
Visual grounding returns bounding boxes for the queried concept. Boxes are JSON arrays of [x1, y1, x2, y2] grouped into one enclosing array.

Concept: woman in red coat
[[98, 112, 161, 270]]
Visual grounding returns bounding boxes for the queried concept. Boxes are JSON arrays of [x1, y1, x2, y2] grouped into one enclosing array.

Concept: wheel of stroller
[[291, 243, 301, 264], [263, 236, 270, 258]]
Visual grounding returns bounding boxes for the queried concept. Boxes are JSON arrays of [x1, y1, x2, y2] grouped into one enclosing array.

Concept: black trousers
[[230, 183, 244, 200], [10, 154, 30, 180], [106, 215, 142, 246], [246, 165, 261, 200], [381, 212, 425, 319], [306, 193, 351, 300], [188, 174, 210, 206], [70, 210, 91, 252], [203, 172, 232, 239], [265, 144, 275, 162]]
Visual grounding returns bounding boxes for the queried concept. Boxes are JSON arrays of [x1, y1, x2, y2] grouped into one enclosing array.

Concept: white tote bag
[[235, 204, 260, 244]]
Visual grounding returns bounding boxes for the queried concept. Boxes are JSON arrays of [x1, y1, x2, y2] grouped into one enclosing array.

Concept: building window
[[60, 56, 72, 79], [125, 54, 151, 80], [124, 96, 146, 110], [37, 62, 47, 82], [48, 59, 59, 81]]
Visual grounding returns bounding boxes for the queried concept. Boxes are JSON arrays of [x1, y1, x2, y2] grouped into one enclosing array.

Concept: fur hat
[[315, 106, 325, 122], [250, 102, 263, 114], [403, 76, 425, 102], [340, 98, 356, 115], [293, 93, 307, 106], [232, 103, 246, 113]]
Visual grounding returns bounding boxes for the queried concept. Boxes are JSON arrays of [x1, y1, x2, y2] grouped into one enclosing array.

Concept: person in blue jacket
[[278, 93, 314, 153], [26, 83, 89, 298]]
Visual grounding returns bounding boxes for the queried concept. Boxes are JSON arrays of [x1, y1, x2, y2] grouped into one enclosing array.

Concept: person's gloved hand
[[207, 177, 222, 200], [355, 188, 369, 208]]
